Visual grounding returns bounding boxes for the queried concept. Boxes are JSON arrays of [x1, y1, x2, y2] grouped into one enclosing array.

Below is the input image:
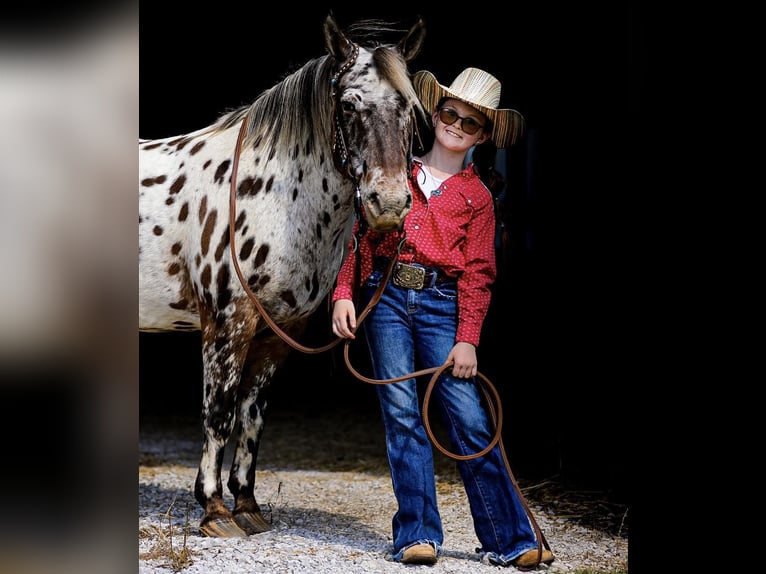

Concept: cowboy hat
[[413, 67, 525, 148]]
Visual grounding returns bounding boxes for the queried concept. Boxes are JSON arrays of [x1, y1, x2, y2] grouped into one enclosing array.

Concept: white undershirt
[[418, 164, 444, 200]]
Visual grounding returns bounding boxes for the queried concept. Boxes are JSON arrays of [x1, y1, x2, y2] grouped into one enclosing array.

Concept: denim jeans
[[360, 268, 539, 564]]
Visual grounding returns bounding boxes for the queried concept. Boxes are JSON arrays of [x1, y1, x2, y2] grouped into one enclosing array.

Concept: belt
[[378, 259, 452, 290]]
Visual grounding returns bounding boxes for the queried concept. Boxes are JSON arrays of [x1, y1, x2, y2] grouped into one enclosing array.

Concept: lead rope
[[227, 92, 549, 573]]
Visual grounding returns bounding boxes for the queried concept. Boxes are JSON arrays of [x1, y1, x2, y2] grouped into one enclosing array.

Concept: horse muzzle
[[362, 191, 411, 232]]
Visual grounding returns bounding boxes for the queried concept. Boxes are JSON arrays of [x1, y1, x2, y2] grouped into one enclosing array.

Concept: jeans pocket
[[432, 283, 457, 300]]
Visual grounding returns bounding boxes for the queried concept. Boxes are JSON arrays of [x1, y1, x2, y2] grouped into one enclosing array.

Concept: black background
[[140, 2, 642, 503]]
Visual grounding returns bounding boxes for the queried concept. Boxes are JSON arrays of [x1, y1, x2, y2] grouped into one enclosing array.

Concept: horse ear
[[323, 13, 353, 61], [398, 16, 426, 62]]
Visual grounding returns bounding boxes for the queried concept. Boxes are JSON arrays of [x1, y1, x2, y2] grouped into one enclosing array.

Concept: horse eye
[[341, 100, 356, 113]]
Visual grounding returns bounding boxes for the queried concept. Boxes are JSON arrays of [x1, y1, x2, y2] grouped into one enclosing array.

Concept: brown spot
[[238, 177, 263, 197], [216, 264, 231, 311], [198, 196, 207, 224], [168, 262, 181, 275], [279, 290, 297, 308], [141, 175, 167, 187], [141, 142, 162, 150], [201, 264, 212, 288], [234, 211, 246, 231], [308, 270, 320, 301], [201, 209, 218, 256], [171, 242, 182, 255], [170, 174, 186, 194], [253, 244, 269, 267], [214, 160, 231, 184], [239, 237, 254, 260], [179, 202, 189, 221], [265, 175, 274, 192], [214, 225, 230, 262], [153, 226, 163, 235], [190, 141, 205, 155], [165, 197, 174, 205], [169, 298, 189, 309], [203, 159, 212, 169], [168, 137, 192, 150]]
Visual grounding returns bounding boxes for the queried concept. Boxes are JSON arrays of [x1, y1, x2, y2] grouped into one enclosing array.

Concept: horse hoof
[[199, 518, 248, 537], [235, 511, 272, 534]]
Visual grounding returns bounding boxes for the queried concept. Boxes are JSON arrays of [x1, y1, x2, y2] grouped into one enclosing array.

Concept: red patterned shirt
[[332, 160, 497, 347]]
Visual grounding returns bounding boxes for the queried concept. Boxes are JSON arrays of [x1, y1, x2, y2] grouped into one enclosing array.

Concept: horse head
[[324, 15, 426, 232]]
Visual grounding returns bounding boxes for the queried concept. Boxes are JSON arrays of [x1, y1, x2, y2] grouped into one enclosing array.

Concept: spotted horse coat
[[139, 15, 426, 537]]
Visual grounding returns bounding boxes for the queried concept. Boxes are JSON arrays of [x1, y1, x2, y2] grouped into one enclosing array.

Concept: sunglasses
[[437, 107, 485, 135]]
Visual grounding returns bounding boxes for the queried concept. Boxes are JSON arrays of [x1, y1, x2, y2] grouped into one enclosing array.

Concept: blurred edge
[[0, 3, 138, 574]]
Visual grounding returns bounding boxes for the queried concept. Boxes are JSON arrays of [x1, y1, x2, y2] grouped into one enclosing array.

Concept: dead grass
[[139, 497, 196, 572]]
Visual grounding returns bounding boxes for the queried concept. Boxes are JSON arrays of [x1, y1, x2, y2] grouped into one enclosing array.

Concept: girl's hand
[[332, 299, 357, 339], [447, 341, 477, 378]]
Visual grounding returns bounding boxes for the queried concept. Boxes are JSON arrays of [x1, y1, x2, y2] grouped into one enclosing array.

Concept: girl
[[332, 67, 553, 569]]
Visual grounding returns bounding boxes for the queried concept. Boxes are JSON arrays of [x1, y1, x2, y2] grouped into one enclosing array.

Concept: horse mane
[[209, 19, 424, 155]]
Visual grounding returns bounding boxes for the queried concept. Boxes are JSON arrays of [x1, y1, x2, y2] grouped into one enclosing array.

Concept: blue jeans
[[360, 268, 539, 565]]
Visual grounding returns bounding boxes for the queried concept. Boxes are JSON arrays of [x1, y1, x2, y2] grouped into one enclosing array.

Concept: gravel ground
[[139, 408, 628, 573]]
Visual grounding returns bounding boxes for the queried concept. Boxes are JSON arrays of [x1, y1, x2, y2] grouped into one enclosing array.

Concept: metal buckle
[[393, 262, 426, 290]]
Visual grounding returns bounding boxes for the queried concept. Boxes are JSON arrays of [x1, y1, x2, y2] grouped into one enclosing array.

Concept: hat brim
[[413, 70, 525, 148]]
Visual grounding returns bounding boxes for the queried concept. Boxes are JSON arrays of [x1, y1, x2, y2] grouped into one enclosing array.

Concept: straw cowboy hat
[[413, 67, 525, 148]]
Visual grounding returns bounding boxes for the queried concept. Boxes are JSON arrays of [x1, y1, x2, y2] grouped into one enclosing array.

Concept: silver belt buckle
[[393, 262, 425, 290]]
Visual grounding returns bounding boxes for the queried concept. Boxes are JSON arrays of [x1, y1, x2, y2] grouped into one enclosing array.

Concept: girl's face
[[431, 98, 489, 152]]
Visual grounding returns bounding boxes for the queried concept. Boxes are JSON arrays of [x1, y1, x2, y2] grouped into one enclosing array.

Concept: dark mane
[[210, 18, 423, 155], [211, 56, 335, 157]]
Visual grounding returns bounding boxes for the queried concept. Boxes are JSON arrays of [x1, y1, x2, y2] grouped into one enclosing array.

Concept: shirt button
[[467, 199, 472, 204], [414, 225, 420, 230]]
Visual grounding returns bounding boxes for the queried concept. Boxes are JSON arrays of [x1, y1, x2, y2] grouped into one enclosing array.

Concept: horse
[[139, 14, 426, 537]]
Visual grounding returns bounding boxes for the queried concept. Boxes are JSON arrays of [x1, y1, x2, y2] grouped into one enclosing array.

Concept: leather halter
[[329, 41, 368, 236], [330, 41, 360, 182]]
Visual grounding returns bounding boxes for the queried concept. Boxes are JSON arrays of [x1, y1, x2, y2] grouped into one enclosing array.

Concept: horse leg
[[228, 319, 308, 535], [194, 300, 258, 537]]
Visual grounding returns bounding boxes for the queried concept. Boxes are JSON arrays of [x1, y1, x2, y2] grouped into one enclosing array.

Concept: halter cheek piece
[[330, 41, 359, 182], [329, 41, 368, 242]]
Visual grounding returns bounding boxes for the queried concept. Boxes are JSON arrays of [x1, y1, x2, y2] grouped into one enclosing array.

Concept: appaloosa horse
[[139, 15, 426, 536]]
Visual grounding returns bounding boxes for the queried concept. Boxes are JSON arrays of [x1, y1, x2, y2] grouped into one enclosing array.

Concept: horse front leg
[[228, 320, 307, 535], [194, 301, 258, 537]]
